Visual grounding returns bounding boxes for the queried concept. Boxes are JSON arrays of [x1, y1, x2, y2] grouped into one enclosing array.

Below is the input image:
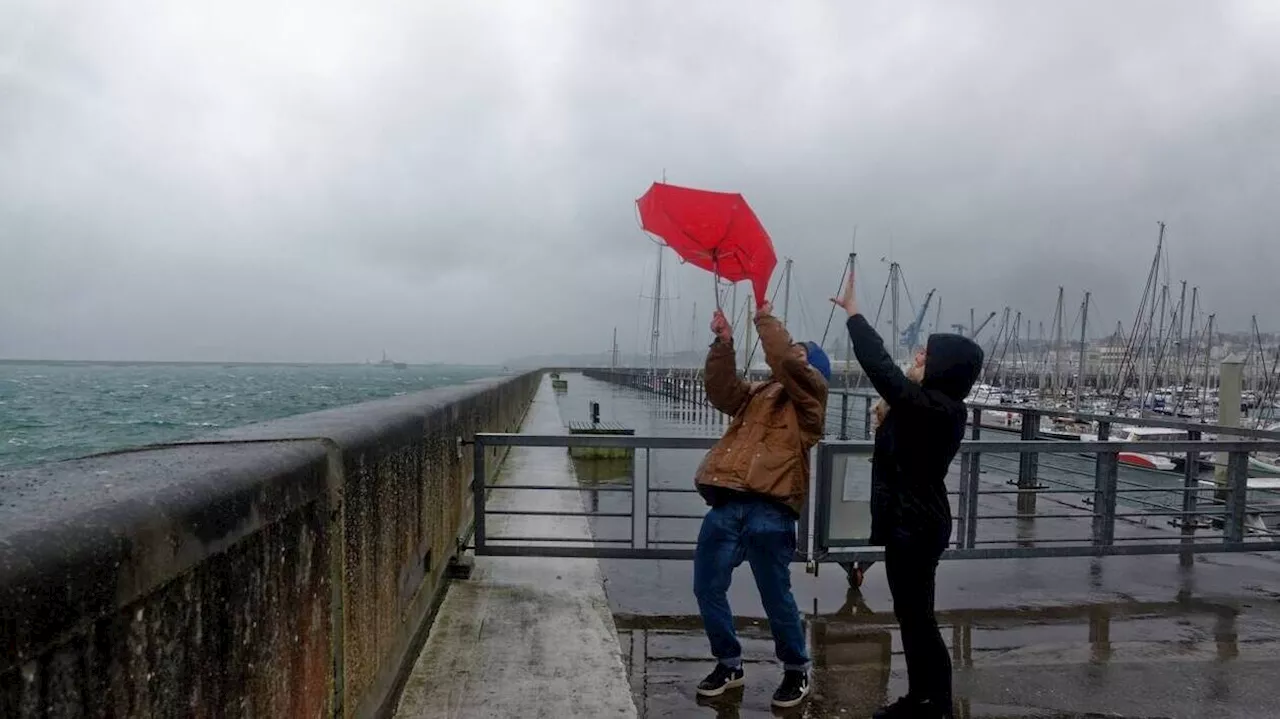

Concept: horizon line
[[0, 358, 501, 368]]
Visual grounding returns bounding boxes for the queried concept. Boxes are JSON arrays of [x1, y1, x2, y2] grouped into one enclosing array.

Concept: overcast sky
[[1, 1, 1277, 364]]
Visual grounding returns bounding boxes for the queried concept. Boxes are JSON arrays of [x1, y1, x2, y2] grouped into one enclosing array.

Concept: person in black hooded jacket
[[832, 272, 984, 719]]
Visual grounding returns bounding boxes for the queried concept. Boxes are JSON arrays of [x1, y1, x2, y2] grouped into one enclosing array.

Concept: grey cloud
[[1, 0, 1278, 363]]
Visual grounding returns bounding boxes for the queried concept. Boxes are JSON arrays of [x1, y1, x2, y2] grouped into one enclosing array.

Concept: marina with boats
[[621, 222, 1280, 533]]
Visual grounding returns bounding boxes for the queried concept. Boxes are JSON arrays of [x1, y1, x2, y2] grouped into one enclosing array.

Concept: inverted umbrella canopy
[[636, 182, 777, 309]]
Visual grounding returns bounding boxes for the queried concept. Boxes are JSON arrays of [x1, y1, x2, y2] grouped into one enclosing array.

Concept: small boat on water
[[1250, 454, 1280, 476], [376, 350, 407, 370], [966, 383, 1007, 405], [1248, 422, 1280, 475], [1198, 477, 1280, 533], [1040, 416, 1092, 441], [1079, 426, 1192, 472]]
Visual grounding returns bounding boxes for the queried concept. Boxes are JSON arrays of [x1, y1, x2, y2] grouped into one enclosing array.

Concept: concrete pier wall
[[0, 371, 540, 719]]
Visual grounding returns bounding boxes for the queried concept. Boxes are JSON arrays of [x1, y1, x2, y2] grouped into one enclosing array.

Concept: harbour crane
[[953, 312, 998, 340], [972, 311, 998, 340], [900, 289, 936, 351]]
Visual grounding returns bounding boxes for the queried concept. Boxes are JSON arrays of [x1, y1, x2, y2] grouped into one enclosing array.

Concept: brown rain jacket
[[694, 314, 829, 514]]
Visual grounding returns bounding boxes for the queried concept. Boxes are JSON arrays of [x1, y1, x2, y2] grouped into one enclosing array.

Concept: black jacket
[[847, 315, 983, 554]]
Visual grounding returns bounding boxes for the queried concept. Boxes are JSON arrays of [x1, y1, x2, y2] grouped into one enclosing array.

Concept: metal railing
[[470, 432, 1280, 564], [472, 433, 720, 560], [817, 438, 1280, 565]]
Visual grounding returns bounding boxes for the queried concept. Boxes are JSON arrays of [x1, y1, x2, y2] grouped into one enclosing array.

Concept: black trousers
[[885, 542, 950, 707]]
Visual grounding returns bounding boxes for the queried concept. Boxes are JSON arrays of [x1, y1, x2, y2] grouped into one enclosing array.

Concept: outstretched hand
[[830, 272, 859, 317], [710, 309, 733, 343]]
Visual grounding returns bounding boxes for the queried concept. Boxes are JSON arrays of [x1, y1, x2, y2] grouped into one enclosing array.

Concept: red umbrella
[[636, 182, 777, 310]]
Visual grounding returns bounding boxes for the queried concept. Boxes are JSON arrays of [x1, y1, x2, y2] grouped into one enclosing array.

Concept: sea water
[[0, 362, 498, 470]]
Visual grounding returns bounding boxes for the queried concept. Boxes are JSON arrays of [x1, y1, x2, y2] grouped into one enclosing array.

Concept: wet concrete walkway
[[393, 377, 635, 719]]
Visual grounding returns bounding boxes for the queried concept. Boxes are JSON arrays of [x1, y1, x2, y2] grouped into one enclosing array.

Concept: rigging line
[[1092, 294, 1128, 392], [898, 268, 918, 323], [743, 274, 788, 370], [990, 311, 1011, 379], [1148, 294, 1186, 389], [834, 258, 881, 398], [796, 282, 818, 345], [789, 265, 810, 337], [979, 311, 1006, 381], [792, 265, 823, 341], [633, 289, 644, 368], [1254, 318, 1275, 383], [1053, 301, 1084, 385], [1113, 240, 1162, 399], [871, 265, 891, 330], [819, 254, 853, 348], [1264, 328, 1280, 406], [1011, 324, 1028, 390], [994, 313, 1017, 377], [1171, 318, 1213, 416], [855, 256, 878, 329], [1262, 338, 1280, 424], [1250, 319, 1277, 427], [1066, 299, 1083, 343], [841, 256, 884, 394]]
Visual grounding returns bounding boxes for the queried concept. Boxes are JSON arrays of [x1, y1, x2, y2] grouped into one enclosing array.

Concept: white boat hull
[[1249, 456, 1280, 477]]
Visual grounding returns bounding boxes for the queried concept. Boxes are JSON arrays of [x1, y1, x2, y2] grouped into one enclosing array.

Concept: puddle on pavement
[[615, 592, 1255, 718]]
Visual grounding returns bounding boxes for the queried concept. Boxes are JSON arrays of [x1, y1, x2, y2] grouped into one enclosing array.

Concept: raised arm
[[755, 307, 827, 438], [704, 310, 750, 416], [831, 270, 929, 410], [846, 314, 926, 408]]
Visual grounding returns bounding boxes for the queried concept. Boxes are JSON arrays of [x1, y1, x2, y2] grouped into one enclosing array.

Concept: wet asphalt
[[543, 374, 1280, 718]]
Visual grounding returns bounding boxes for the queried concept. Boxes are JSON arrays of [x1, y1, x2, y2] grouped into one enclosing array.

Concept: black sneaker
[[696, 664, 744, 697], [873, 696, 951, 718], [771, 669, 810, 708], [873, 696, 914, 718]]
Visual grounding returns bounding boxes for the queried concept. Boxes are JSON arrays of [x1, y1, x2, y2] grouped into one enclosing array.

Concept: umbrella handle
[[712, 252, 722, 313]]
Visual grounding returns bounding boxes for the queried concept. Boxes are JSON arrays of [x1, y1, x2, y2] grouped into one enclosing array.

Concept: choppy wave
[[0, 363, 496, 470]]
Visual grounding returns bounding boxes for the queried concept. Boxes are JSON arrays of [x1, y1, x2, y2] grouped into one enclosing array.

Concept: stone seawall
[[0, 371, 540, 718]]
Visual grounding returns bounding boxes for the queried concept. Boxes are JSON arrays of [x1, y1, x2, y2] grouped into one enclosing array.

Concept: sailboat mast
[[649, 246, 663, 378], [844, 251, 856, 385], [1157, 283, 1170, 384], [1038, 321, 1046, 391], [1176, 281, 1188, 382], [612, 327, 619, 370], [1187, 286, 1199, 386], [1201, 314, 1216, 419], [782, 258, 793, 326], [731, 283, 739, 347], [890, 262, 901, 362], [690, 303, 698, 356], [1053, 286, 1065, 400], [1076, 291, 1091, 409], [1147, 223, 1166, 398], [1013, 308, 1024, 386]]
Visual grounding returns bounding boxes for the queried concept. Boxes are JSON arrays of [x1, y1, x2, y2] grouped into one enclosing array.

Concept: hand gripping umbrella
[[636, 182, 777, 311]]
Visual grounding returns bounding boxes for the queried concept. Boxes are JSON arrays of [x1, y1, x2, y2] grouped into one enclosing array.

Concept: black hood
[[922, 333, 984, 400]]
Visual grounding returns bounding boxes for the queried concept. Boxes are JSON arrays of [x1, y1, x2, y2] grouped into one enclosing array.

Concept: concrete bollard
[[1215, 356, 1245, 488]]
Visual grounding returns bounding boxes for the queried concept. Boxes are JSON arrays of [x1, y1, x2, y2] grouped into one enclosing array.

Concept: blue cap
[[804, 342, 831, 382]]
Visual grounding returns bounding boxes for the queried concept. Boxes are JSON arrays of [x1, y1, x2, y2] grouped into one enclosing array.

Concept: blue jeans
[[693, 498, 809, 671]]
